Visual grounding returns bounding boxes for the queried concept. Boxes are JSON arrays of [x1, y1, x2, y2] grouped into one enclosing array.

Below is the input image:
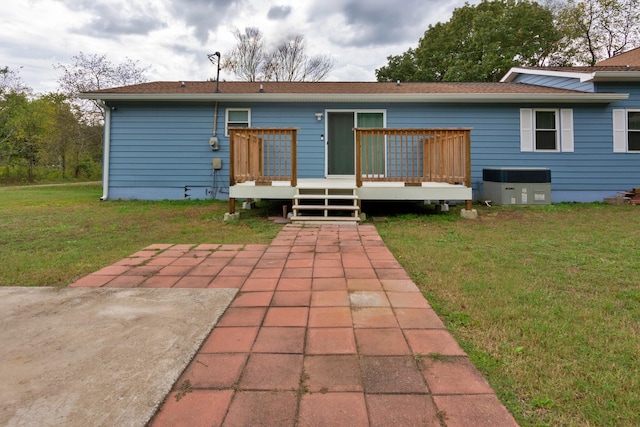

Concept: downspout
[[97, 100, 111, 200]]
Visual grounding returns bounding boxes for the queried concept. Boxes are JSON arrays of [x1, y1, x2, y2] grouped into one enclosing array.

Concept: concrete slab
[[0, 287, 237, 427]]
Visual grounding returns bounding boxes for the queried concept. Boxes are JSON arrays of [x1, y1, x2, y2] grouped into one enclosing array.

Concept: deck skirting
[[229, 179, 472, 201]]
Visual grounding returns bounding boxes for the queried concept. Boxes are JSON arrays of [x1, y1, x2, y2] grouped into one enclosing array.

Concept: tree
[[0, 93, 53, 181], [263, 35, 334, 82], [1, 90, 102, 183], [38, 93, 100, 179], [224, 28, 335, 82], [1, 66, 29, 96], [554, 0, 640, 65], [376, 0, 562, 82], [54, 52, 150, 124], [224, 27, 265, 82], [1, 67, 30, 161]]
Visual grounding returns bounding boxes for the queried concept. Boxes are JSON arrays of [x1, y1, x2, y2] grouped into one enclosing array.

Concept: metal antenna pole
[[207, 52, 221, 93]]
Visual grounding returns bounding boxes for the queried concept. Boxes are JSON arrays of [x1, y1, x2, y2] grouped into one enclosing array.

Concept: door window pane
[[357, 113, 385, 176], [357, 113, 383, 128]]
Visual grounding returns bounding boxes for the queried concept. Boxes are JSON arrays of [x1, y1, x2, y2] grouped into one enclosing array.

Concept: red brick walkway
[[70, 224, 518, 426]]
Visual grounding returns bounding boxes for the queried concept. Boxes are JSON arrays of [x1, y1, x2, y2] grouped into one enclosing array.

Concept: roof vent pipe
[[396, 80, 401, 86]]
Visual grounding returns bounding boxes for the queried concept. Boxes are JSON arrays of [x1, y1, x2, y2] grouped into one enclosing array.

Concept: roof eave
[[502, 67, 640, 83], [80, 92, 628, 103], [500, 67, 592, 83], [590, 71, 640, 82]]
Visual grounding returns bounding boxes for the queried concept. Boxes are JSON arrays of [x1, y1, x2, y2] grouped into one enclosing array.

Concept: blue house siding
[[105, 90, 640, 202], [107, 103, 222, 200], [383, 102, 639, 201], [513, 74, 594, 92]]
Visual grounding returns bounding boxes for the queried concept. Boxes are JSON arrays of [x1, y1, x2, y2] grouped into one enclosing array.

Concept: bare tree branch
[[223, 28, 334, 82], [224, 27, 265, 82], [54, 52, 150, 124]]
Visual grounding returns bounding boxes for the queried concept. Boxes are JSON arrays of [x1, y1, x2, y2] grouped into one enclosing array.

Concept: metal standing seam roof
[[80, 81, 628, 103]]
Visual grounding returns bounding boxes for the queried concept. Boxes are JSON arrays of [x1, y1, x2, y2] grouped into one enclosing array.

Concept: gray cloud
[[267, 5, 292, 20], [64, 0, 246, 44], [64, 0, 167, 38], [167, 0, 246, 44], [309, 0, 455, 48], [77, 16, 167, 38]]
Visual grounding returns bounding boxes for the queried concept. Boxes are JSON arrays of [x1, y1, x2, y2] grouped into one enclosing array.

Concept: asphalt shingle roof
[[596, 47, 640, 66], [86, 80, 586, 95]]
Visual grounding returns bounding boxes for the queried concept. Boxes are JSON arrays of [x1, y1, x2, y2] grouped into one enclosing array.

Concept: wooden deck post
[[355, 130, 363, 187], [464, 130, 472, 189], [290, 130, 297, 188], [229, 131, 236, 187], [228, 131, 236, 215], [464, 130, 473, 212]]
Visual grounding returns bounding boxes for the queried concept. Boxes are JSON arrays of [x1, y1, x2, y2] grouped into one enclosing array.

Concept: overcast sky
[[2, 0, 477, 94]]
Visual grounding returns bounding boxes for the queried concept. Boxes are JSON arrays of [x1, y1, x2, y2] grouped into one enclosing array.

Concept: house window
[[520, 108, 573, 153], [628, 111, 640, 151], [613, 109, 640, 152], [535, 110, 558, 150], [226, 108, 250, 136]]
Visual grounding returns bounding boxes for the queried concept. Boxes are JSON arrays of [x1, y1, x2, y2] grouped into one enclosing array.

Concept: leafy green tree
[[0, 91, 28, 169], [376, 0, 562, 82], [38, 93, 98, 179], [0, 63, 108, 184], [1, 90, 101, 183], [0, 67, 31, 172], [0, 93, 53, 181]]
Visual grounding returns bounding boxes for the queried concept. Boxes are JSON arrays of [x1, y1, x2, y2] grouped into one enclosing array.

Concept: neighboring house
[[82, 50, 640, 219]]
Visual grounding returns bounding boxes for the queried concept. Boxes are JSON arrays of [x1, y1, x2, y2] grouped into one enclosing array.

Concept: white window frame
[[225, 108, 251, 136], [613, 109, 640, 153], [534, 109, 559, 151], [520, 108, 574, 153]]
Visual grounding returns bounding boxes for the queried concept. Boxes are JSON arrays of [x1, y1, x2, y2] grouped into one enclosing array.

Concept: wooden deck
[[230, 178, 471, 201], [228, 127, 473, 215]]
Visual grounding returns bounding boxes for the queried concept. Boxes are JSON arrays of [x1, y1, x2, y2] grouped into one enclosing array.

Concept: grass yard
[[1, 184, 638, 425], [0, 183, 281, 287], [376, 203, 640, 426]]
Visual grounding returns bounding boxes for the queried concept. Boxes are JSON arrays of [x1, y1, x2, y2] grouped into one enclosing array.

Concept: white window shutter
[[520, 108, 534, 152], [560, 109, 574, 152], [613, 109, 627, 153]]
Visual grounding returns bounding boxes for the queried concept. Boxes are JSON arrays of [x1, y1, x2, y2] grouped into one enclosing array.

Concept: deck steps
[[291, 187, 361, 224]]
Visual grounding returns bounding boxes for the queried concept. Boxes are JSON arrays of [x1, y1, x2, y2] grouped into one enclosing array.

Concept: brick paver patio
[[70, 224, 518, 426]]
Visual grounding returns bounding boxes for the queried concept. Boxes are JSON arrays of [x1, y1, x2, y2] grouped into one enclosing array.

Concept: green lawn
[[0, 184, 281, 287], [1, 185, 638, 425], [375, 203, 640, 426]]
